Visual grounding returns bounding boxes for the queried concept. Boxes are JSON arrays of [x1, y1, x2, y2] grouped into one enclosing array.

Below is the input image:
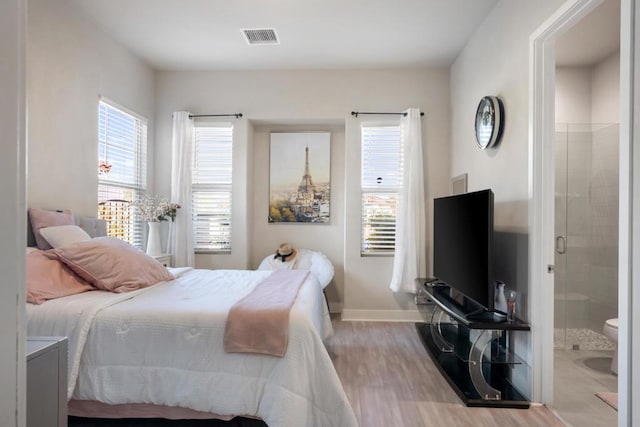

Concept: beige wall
[[251, 123, 346, 309], [556, 67, 593, 123], [592, 51, 621, 123], [451, 0, 564, 229], [556, 51, 620, 125], [154, 69, 450, 315], [450, 0, 564, 310], [27, 0, 156, 216], [449, 0, 565, 393]]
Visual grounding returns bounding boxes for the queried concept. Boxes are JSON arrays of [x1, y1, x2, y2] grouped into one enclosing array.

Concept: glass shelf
[[437, 322, 525, 365], [414, 278, 531, 408], [416, 322, 530, 407], [417, 279, 530, 331]]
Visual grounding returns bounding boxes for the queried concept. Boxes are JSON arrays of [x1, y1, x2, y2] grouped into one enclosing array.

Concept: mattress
[[26, 268, 357, 427]]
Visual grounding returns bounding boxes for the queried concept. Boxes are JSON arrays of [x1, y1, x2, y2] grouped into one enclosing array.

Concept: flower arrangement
[[132, 195, 180, 222], [98, 160, 112, 175]]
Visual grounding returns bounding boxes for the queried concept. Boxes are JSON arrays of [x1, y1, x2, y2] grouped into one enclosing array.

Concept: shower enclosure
[[554, 123, 619, 351]]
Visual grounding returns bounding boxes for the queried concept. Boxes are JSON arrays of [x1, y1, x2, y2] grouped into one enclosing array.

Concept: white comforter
[[26, 268, 357, 427]]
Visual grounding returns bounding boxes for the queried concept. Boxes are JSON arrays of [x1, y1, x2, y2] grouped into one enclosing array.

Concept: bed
[[25, 211, 357, 427]]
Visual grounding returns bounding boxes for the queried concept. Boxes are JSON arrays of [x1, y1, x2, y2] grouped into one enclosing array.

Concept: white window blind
[[361, 125, 403, 255], [192, 125, 233, 252], [97, 100, 147, 247]]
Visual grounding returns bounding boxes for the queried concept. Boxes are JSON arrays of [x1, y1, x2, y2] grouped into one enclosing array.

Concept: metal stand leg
[[468, 330, 502, 400], [429, 306, 454, 353]]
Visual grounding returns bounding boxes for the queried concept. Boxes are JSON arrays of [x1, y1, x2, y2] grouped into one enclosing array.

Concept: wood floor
[[70, 318, 565, 426], [328, 319, 565, 427]]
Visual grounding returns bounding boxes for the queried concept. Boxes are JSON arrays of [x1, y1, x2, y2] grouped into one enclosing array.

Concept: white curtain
[[390, 108, 426, 293], [170, 111, 195, 267]]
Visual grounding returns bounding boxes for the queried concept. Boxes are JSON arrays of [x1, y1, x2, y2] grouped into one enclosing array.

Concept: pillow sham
[[51, 237, 175, 293], [29, 208, 74, 249], [26, 249, 95, 304], [40, 225, 91, 248]]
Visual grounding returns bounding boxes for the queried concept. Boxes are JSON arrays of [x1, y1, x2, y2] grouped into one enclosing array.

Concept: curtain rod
[[351, 111, 424, 118], [189, 113, 243, 119]]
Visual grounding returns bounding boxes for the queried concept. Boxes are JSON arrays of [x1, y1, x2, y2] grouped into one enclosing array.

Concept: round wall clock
[[474, 96, 504, 149]]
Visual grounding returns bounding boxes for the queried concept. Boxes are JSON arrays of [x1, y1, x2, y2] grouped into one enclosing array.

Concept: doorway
[[528, 0, 632, 422], [553, 123, 619, 425], [552, 2, 620, 424]]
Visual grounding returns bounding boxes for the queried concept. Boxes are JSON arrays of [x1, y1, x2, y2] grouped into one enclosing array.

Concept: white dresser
[[152, 253, 173, 267], [27, 337, 68, 427]]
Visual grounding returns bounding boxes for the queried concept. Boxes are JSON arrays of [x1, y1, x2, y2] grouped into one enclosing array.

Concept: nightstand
[[27, 337, 67, 427], [153, 254, 172, 267]]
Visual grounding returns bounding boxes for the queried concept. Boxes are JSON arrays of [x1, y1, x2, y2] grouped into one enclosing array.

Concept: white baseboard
[[340, 309, 424, 322]]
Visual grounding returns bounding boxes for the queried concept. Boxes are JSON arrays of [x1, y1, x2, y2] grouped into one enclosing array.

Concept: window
[[361, 125, 403, 255], [192, 124, 233, 252], [97, 99, 147, 247]]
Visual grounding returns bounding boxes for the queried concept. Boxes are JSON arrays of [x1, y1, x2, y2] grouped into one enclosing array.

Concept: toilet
[[603, 318, 618, 374]]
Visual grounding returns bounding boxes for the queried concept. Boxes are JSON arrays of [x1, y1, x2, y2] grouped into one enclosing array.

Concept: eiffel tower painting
[[298, 146, 316, 193], [269, 132, 331, 223]]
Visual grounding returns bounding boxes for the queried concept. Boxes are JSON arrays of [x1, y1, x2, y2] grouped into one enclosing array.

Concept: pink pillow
[[51, 237, 175, 293], [29, 208, 74, 249], [26, 250, 95, 304]]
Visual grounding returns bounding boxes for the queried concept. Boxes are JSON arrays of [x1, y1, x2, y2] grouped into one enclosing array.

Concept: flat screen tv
[[433, 189, 494, 313]]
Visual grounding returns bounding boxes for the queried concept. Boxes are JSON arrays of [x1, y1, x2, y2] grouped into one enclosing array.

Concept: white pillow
[[39, 225, 91, 248]]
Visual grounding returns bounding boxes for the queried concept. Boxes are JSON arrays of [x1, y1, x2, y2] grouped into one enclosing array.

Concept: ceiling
[[555, 0, 620, 67], [69, 0, 498, 71]]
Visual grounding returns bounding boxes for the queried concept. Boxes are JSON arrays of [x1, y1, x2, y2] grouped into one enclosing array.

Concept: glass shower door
[[554, 123, 569, 350], [554, 123, 619, 351], [554, 123, 593, 350]]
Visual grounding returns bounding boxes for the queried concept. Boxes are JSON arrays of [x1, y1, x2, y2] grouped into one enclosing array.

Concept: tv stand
[[466, 310, 507, 323], [415, 278, 530, 408]]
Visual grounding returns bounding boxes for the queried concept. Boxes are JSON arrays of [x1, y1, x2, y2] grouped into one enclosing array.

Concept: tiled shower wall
[[588, 124, 619, 332]]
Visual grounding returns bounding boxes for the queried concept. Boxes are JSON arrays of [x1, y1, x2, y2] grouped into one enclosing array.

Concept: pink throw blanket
[[224, 270, 309, 357]]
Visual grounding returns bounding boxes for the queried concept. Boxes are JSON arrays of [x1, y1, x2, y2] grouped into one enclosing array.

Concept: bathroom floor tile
[[553, 349, 617, 427]]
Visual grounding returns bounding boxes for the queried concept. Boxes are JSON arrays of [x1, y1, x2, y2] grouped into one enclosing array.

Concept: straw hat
[[274, 243, 297, 262]]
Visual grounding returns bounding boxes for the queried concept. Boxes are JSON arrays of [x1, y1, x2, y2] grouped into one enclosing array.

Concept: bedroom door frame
[[1, 0, 27, 425], [528, 0, 637, 423]]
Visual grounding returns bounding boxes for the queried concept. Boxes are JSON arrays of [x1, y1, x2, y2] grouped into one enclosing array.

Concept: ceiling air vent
[[241, 28, 279, 45]]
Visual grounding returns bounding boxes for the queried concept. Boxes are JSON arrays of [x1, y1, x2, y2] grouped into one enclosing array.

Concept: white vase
[[146, 222, 162, 256], [495, 281, 508, 313]]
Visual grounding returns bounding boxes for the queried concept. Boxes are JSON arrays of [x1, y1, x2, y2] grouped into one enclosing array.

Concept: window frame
[[360, 123, 404, 256], [96, 98, 148, 248], [191, 122, 234, 254]]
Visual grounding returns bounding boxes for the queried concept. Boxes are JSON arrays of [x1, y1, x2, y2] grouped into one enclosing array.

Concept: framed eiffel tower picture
[[269, 132, 331, 223]]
